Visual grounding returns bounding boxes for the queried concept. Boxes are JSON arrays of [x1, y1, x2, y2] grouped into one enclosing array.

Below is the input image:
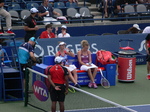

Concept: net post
[[24, 68, 29, 107]]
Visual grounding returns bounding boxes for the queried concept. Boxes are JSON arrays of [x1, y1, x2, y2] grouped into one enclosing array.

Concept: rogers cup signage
[[33, 80, 49, 101]]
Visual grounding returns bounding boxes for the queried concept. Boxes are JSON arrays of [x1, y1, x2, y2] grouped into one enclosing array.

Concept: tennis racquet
[[99, 69, 110, 89]]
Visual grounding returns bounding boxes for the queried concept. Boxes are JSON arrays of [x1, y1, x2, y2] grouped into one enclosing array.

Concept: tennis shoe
[[93, 83, 98, 89], [0, 31, 4, 35], [88, 82, 93, 88], [6, 30, 15, 35], [74, 83, 81, 88], [147, 75, 150, 80]]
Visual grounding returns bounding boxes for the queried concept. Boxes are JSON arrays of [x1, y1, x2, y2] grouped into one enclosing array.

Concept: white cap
[[30, 8, 39, 13], [59, 42, 66, 46], [133, 24, 140, 30], [55, 56, 63, 63], [61, 25, 67, 29]]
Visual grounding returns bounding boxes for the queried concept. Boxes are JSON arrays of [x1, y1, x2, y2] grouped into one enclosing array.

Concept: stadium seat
[[101, 33, 115, 35], [53, 8, 63, 16], [124, 5, 138, 21], [8, 3, 21, 11], [26, 2, 39, 9], [54, 8, 67, 23], [136, 4, 150, 20], [20, 9, 31, 20], [8, 10, 21, 25], [117, 30, 128, 35], [54, 2, 65, 8], [66, 2, 77, 8], [85, 34, 100, 36], [79, 7, 94, 23], [66, 8, 81, 23]]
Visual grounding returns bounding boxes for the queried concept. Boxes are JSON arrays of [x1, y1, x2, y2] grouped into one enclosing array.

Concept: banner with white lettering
[[34, 33, 147, 57]]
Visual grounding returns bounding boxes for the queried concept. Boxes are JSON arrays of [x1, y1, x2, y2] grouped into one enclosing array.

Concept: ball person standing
[[47, 56, 69, 112]]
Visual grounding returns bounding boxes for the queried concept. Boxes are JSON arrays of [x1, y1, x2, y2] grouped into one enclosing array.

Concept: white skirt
[[64, 64, 77, 72], [80, 63, 98, 71]]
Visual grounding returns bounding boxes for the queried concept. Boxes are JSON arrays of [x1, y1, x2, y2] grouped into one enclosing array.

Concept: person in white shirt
[[57, 25, 71, 38], [142, 26, 150, 33]]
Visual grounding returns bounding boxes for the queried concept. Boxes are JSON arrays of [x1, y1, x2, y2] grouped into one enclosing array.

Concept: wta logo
[[33, 80, 49, 101]]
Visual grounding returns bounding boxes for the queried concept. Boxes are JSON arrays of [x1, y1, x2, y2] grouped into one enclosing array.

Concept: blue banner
[[34, 33, 147, 57]]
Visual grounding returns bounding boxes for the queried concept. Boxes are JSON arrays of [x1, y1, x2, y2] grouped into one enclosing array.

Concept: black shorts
[[146, 55, 150, 62], [49, 83, 66, 102]]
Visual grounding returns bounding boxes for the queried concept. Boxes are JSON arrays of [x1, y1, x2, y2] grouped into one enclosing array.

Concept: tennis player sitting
[[47, 56, 69, 112], [77, 40, 98, 88], [55, 41, 80, 88]]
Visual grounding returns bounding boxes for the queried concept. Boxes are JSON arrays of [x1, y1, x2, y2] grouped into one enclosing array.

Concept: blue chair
[[8, 3, 21, 11], [66, 2, 77, 8], [26, 3, 39, 9], [2, 49, 12, 67], [54, 2, 65, 8]]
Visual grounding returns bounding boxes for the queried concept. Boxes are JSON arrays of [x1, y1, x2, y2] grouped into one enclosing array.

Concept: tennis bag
[[96, 50, 117, 65]]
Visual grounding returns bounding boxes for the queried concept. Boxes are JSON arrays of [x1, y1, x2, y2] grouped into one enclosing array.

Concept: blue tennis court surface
[[65, 105, 150, 112], [128, 104, 150, 112]]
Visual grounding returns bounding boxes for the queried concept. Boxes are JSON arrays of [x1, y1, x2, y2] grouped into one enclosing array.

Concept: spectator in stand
[[0, 0, 15, 35], [77, 40, 98, 89], [114, 0, 138, 14], [73, 0, 78, 4], [57, 25, 70, 38], [126, 24, 141, 34], [55, 42, 80, 88], [40, 24, 57, 38], [142, 26, 150, 33], [24, 8, 39, 42], [102, 0, 112, 18], [38, 0, 61, 25], [137, 0, 150, 3], [68, 0, 78, 4]]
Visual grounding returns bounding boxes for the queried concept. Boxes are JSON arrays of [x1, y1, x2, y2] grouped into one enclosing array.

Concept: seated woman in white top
[[55, 41, 80, 88], [57, 25, 71, 38]]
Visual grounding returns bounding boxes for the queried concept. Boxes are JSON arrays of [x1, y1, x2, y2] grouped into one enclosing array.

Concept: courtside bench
[[33, 54, 117, 86]]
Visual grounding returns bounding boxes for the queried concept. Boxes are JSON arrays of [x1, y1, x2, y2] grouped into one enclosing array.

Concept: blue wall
[[33, 33, 147, 57], [13, 23, 150, 38]]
